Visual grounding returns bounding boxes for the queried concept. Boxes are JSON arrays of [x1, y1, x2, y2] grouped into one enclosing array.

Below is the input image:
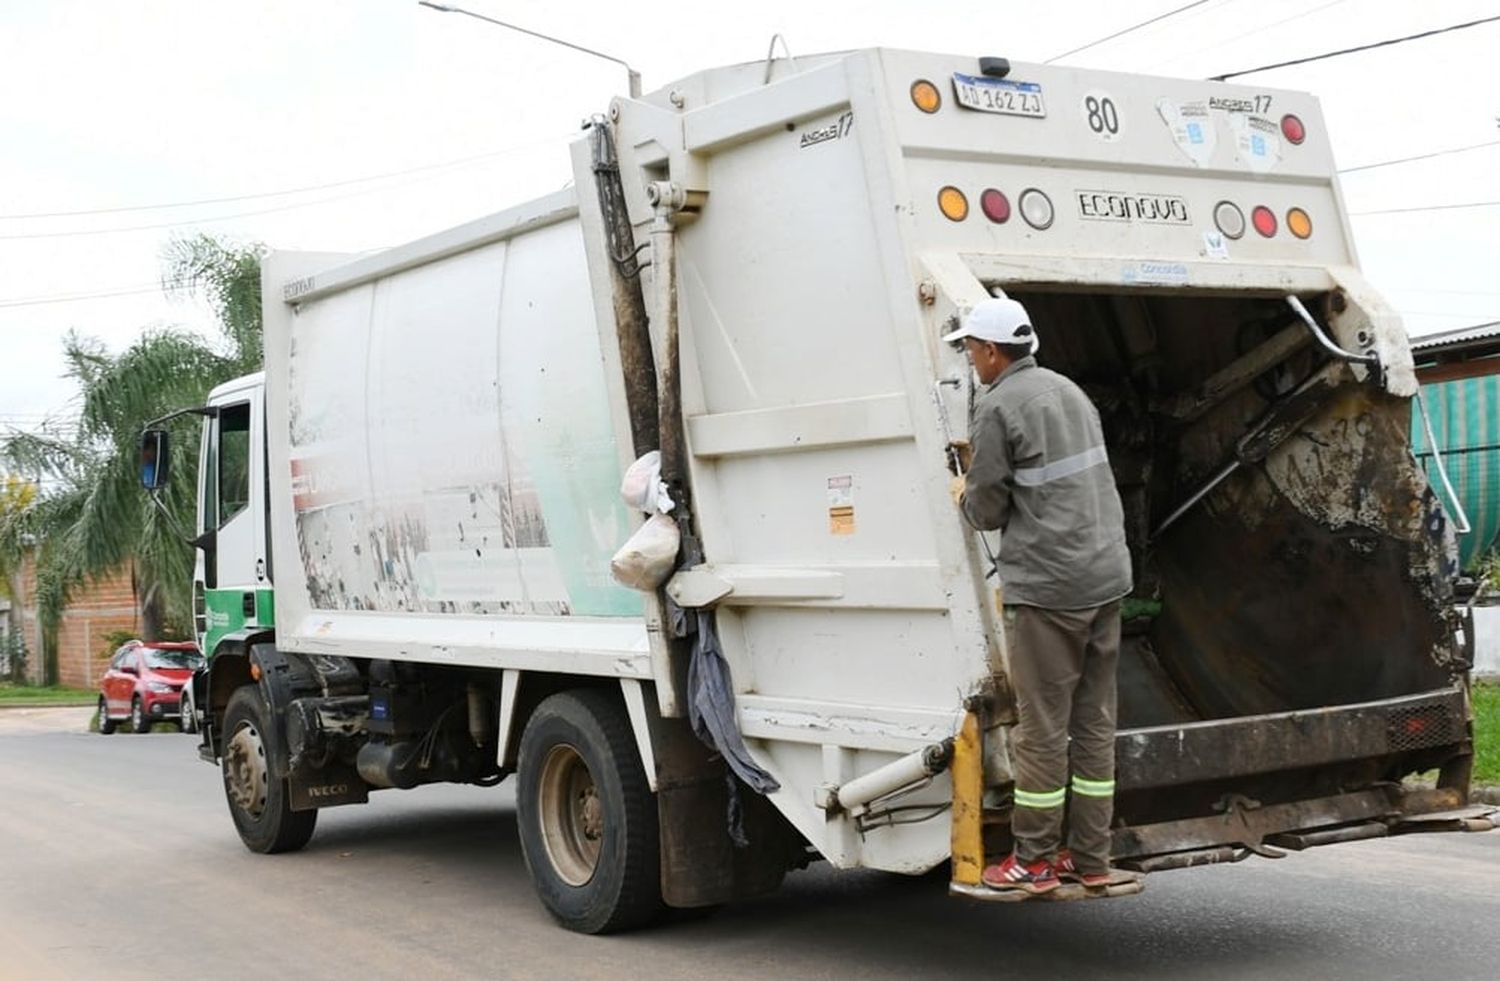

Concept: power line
[[1158, 0, 1348, 67], [0, 137, 572, 220], [0, 173, 456, 242], [0, 284, 181, 310], [0, 133, 574, 241], [1338, 138, 1500, 174], [1045, 0, 1216, 63], [1350, 199, 1500, 216], [1210, 14, 1500, 80], [1, 278, 193, 308]]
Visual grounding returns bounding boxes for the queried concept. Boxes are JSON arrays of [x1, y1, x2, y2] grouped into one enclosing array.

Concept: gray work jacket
[[961, 356, 1132, 610]]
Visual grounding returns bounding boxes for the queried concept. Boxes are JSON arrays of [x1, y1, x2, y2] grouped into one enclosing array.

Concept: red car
[[97, 641, 203, 734]]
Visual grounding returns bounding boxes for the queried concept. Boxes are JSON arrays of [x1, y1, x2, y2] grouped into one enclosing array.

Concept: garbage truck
[[141, 47, 1496, 933]]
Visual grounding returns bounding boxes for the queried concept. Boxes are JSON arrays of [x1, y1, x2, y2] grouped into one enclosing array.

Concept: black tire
[[221, 685, 317, 854], [516, 689, 661, 934], [97, 697, 117, 735], [180, 687, 197, 734], [130, 696, 150, 734]]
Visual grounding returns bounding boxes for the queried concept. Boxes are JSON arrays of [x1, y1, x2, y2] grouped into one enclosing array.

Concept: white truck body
[[174, 47, 1489, 928]]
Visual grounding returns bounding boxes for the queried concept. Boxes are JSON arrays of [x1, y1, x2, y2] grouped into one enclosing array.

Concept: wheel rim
[[132, 701, 145, 731], [224, 719, 269, 819], [537, 743, 604, 886], [98, 699, 108, 729]]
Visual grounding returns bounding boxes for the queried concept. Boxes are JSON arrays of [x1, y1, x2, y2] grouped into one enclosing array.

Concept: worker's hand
[[947, 440, 973, 475], [949, 475, 967, 508]]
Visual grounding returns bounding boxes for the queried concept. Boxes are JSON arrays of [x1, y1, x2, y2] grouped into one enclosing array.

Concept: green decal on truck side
[[204, 587, 275, 658]]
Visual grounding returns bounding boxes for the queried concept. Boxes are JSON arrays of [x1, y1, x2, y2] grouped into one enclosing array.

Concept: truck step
[[949, 878, 1145, 904]]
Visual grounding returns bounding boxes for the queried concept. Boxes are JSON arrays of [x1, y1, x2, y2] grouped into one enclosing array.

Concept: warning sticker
[[827, 475, 855, 535], [1202, 230, 1230, 261], [1229, 114, 1282, 174], [1156, 98, 1216, 168]]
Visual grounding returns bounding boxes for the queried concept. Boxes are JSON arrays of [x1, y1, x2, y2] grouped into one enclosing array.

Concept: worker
[[943, 294, 1133, 895]]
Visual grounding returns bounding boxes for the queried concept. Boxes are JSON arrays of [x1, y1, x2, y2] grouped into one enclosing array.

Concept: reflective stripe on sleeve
[[1013, 445, 1109, 487], [1014, 787, 1067, 809], [1071, 775, 1116, 798]]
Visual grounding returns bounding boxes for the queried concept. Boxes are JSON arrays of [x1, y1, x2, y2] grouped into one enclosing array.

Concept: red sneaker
[[1056, 849, 1134, 889], [981, 853, 1061, 894]]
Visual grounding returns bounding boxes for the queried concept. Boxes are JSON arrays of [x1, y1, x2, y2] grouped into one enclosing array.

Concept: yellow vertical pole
[[950, 707, 985, 886]]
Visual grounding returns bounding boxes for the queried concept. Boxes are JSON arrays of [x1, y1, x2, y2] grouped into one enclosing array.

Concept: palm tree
[[0, 473, 39, 679], [1, 234, 265, 647]]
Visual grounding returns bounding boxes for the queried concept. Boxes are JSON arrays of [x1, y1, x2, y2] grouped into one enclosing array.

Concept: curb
[[0, 701, 94, 711]]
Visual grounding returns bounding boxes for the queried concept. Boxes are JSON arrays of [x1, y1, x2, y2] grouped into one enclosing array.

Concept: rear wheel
[[130, 696, 149, 734], [97, 697, 117, 735], [516, 689, 661, 934], [222, 685, 317, 854]]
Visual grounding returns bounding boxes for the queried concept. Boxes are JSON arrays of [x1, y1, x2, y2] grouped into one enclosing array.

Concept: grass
[[0, 683, 97, 707], [1474, 682, 1499, 786]]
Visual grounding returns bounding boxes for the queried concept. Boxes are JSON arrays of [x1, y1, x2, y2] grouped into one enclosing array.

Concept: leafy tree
[[1, 234, 265, 645]]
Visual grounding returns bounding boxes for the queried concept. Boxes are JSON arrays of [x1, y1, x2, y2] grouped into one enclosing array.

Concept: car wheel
[[180, 687, 197, 734], [516, 689, 661, 934], [97, 697, 117, 735], [222, 685, 317, 854], [131, 696, 150, 734]]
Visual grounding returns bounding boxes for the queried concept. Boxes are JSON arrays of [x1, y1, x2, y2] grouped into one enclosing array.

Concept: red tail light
[[980, 189, 1011, 223], [1251, 205, 1277, 237], [1280, 114, 1306, 145]]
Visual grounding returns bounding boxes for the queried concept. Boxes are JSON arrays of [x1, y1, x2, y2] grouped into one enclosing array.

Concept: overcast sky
[[2, 0, 1498, 435]]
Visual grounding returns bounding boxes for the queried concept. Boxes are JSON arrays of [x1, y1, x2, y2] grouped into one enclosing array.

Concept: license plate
[[951, 73, 1046, 118]]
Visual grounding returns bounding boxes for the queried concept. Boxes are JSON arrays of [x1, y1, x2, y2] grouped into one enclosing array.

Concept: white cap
[[941, 295, 1039, 354]]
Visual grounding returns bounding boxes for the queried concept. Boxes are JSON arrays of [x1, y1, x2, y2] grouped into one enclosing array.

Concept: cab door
[[197, 385, 268, 657]]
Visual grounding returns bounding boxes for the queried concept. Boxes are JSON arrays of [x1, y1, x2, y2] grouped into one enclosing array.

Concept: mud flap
[[288, 763, 369, 811]]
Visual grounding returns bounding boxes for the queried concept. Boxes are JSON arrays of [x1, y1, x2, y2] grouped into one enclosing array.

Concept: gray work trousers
[[1002, 600, 1120, 874]]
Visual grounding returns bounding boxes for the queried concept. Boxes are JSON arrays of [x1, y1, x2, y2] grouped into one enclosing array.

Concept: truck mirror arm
[[146, 489, 203, 548]]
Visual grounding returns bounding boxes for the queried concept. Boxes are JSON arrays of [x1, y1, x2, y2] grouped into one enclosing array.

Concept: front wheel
[[130, 696, 149, 734], [180, 687, 197, 734], [516, 689, 661, 934], [222, 685, 317, 854], [97, 697, 117, 735]]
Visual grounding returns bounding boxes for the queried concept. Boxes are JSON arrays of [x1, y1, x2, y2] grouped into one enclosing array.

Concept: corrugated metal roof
[[1409, 321, 1500, 352]]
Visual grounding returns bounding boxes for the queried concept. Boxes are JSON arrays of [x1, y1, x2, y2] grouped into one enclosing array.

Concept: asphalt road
[[2, 706, 1499, 981]]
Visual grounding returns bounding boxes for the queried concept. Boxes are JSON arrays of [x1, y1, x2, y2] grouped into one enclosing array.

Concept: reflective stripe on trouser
[[1001, 600, 1120, 874]]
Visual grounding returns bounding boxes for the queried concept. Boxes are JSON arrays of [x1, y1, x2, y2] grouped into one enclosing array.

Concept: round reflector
[[1251, 205, 1277, 238], [1286, 207, 1313, 239], [1018, 188, 1054, 230], [938, 186, 969, 222], [980, 188, 1011, 223], [1214, 200, 1245, 240], [911, 79, 941, 114], [1280, 114, 1306, 145]]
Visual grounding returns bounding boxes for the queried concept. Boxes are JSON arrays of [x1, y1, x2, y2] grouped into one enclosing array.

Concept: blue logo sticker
[[1187, 122, 1203, 144], [1252, 135, 1266, 156]]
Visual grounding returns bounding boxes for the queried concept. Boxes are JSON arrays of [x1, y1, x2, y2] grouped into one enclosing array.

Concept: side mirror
[[121, 664, 139, 677], [140, 429, 170, 491]]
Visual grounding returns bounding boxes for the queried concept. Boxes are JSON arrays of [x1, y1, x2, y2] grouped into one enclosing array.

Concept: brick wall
[[15, 554, 140, 689]]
